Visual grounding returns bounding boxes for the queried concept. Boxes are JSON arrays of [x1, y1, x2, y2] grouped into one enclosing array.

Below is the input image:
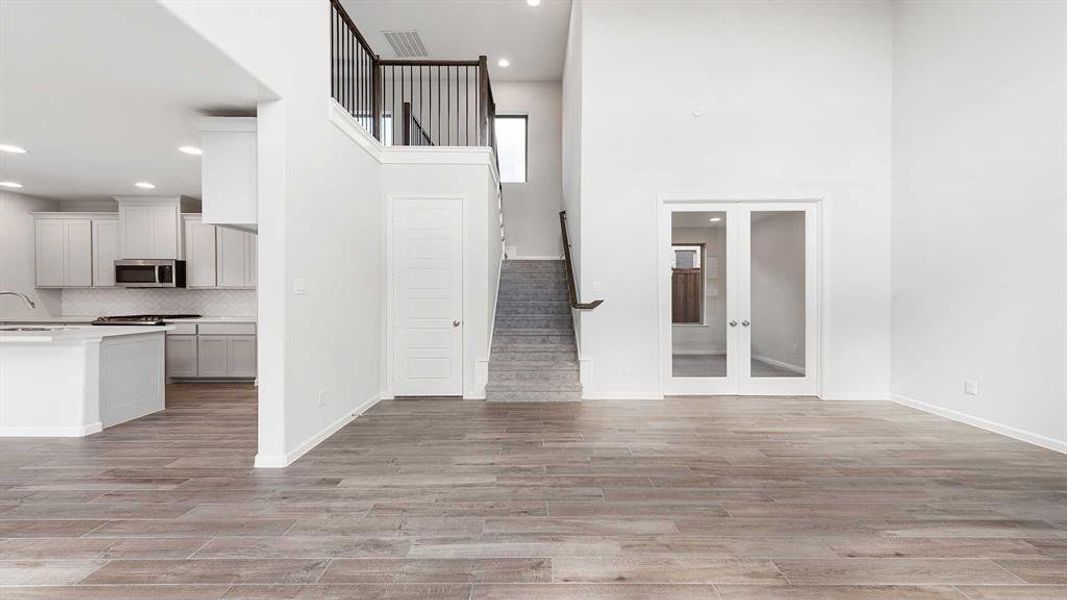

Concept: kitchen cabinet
[[165, 322, 257, 380], [118, 202, 180, 259], [196, 335, 230, 378], [91, 217, 119, 287], [165, 335, 198, 378], [199, 117, 257, 230], [183, 215, 217, 288], [227, 336, 257, 378], [216, 227, 256, 289], [35, 218, 92, 287]]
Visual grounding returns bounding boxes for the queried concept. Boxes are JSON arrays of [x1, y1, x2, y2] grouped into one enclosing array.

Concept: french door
[[661, 201, 819, 396]]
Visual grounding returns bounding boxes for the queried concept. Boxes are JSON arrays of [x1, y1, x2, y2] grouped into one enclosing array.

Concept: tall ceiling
[[342, 0, 573, 82], [0, 1, 264, 202]]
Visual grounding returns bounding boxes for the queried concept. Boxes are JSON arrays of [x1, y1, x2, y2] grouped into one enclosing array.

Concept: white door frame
[[657, 195, 824, 397], [385, 194, 466, 397]]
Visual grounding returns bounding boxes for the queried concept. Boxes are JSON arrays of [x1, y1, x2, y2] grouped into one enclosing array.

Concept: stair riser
[[487, 382, 582, 392], [493, 334, 576, 345], [496, 317, 573, 330], [490, 360, 580, 371], [489, 370, 581, 384], [496, 305, 571, 316], [492, 351, 578, 362], [486, 390, 582, 402]]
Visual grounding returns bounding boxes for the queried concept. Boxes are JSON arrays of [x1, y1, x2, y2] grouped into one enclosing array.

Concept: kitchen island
[[0, 325, 172, 436]]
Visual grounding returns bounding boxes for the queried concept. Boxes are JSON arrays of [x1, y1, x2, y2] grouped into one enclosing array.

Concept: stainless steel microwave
[[115, 259, 186, 288]]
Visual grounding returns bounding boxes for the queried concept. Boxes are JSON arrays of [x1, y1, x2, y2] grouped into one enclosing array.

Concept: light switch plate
[[963, 380, 978, 396]]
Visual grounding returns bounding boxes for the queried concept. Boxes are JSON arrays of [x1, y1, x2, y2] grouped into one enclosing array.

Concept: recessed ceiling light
[[178, 145, 202, 156], [709, 217, 722, 222], [498, 58, 510, 68], [527, 0, 542, 6], [134, 182, 156, 189], [0, 181, 24, 189], [0, 144, 26, 154]]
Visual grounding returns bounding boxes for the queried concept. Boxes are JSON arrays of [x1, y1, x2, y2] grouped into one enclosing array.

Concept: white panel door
[[35, 219, 66, 287], [392, 197, 463, 396], [92, 219, 119, 287], [65, 220, 93, 287]]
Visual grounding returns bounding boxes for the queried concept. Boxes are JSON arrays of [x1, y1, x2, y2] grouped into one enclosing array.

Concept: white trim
[[328, 99, 501, 187], [821, 392, 893, 401], [752, 354, 805, 375], [0, 422, 102, 437], [583, 391, 665, 400], [254, 394, 381, 468], [891, 393, 1067, 455]]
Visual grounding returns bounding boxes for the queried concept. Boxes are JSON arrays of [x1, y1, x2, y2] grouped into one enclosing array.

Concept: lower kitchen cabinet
[[165, 335, 198, 377], [164, 323, 257, 380]]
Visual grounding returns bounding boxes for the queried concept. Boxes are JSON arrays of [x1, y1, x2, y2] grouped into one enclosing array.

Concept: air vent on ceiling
[[382, 31, 428, 58]]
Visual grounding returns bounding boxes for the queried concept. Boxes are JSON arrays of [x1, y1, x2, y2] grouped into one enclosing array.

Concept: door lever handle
[[729, 320, 738, 327], [453, 320, 461, 327], [741, 320, 750, 327]]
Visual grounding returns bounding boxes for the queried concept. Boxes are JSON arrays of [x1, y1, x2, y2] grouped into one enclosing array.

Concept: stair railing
[[559, 211, 603, 310]]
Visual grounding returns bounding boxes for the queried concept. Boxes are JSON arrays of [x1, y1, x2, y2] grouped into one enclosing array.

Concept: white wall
[[891, 0, 1067, 451], [671, 225, 727, 355], [163, 0, 384, 467], [567, 0, 893, 398], [0, 191, 61, 318], [494, 81, 564, 259], [751, 212, 806, 371]]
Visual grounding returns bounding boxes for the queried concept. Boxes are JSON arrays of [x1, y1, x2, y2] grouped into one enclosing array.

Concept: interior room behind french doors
[[661, 201, 819, 396]]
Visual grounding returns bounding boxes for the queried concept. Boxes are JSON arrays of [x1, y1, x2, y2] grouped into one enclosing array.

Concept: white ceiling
[[342, 0, 573, 82], [0, 1, 264, 202]]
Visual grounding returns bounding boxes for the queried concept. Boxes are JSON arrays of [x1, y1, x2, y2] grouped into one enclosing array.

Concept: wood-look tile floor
[[0, 383, 1065, 598]]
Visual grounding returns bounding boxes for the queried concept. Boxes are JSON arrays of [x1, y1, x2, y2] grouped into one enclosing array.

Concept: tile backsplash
[[62, 288, 256, 317]]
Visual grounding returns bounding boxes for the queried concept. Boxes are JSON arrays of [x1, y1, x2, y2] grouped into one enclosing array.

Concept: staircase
[[487, 260, 582, 402]]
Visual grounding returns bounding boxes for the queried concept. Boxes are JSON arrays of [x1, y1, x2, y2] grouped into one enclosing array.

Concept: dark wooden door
[[672, 269, 702, 323]]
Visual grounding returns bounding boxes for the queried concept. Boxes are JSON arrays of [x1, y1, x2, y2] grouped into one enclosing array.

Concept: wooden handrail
[[559, 211, 603, 310]]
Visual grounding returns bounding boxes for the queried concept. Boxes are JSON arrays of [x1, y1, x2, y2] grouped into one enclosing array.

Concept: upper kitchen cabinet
[[114, 196, 199, 259], [91, 216, 119, 287], [34, 213, 122, 288], [216, 226, 257, 289], [183, 214, 217, 288], [199, 117, 257, 232], [34, 217, 92, 287]]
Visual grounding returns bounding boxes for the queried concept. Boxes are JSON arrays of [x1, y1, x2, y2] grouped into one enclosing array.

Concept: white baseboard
[[255, 394, 381, 468], [0, 422, 103, 437], [582, 391, 664, 400], [891, 393, 1067, 455], [752, 354, 805, 375], [820, 392, 893, 401]]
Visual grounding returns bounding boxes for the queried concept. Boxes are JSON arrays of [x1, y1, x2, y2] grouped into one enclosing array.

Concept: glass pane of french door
[[670, 210, 729, 378], [748, 210, 806, 378]]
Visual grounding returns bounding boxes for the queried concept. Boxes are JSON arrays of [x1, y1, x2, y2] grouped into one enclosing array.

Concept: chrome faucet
[[0, 291, 37, 309]]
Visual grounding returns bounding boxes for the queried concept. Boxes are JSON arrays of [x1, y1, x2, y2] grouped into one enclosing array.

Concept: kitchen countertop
[[0, 325, 176, 343], [0, 316, 257, 325]]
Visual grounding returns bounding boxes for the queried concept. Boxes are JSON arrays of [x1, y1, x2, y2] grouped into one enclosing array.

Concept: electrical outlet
[[294, 278, 307, 295], [619, 365, 630, 375], [318, 390, 327, 407], [963, 380, 978, 396]]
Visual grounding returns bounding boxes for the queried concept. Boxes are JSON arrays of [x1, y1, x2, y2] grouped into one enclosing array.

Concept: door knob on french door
[[741, 320, 750, 327], [729, 320, 738, 327], [453, 320, 461, 327]]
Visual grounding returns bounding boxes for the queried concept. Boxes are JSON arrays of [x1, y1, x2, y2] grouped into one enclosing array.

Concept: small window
[[495, 115, 527, 183], [671, 244, 704, 324]]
